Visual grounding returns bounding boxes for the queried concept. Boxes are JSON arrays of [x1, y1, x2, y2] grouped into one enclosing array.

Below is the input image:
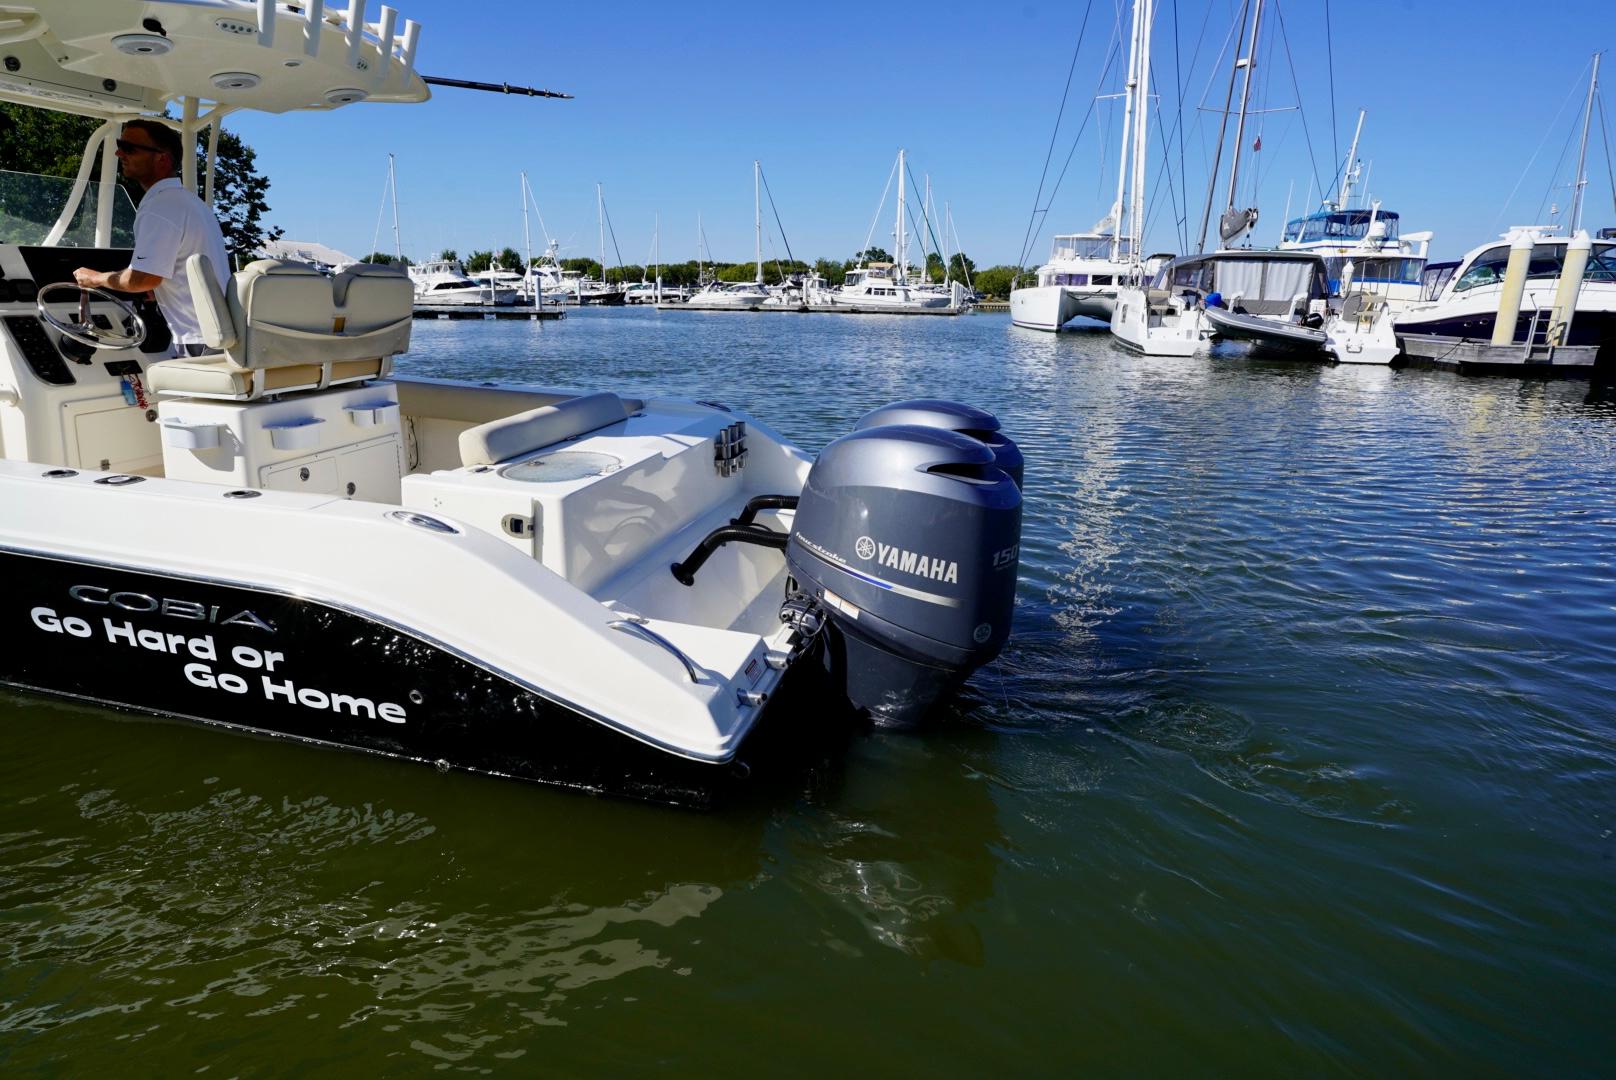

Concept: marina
[[0, 0, 1614, 1074], [412, 303, 565, 320]]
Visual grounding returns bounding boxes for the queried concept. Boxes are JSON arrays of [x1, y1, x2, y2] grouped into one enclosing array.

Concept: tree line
[[360, 244, 1031, 295]]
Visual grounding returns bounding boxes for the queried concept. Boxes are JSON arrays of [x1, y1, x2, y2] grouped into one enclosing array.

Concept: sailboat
[[830, 150, 954, 312], [576, 184, 625, 305], [684, 162, 772, 310], [1110, 0, 1333, 358], [1010, 15, 1153, 331]]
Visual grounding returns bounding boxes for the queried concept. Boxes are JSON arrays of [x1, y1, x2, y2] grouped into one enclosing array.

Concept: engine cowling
[[854, 398, 1024, 488], [786, 422, 1021, 726]]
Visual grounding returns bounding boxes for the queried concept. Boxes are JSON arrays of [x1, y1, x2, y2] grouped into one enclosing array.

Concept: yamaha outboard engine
[[854, 399, 1024, 488], [785, 414, 1022, 727]]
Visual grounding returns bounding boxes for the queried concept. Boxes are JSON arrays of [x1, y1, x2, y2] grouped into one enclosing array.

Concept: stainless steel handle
[[607, 619, 699, 683]]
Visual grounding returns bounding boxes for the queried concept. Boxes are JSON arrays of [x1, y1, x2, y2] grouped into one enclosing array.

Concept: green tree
[[1, 105, 282, 260], [925, 252, 944, 283], [495, 246, 522, 270], [948, 252, 976, 282], [856, 246, 891, 264], [561, 256, 601, 279], [208, 129, 283, 265], [362, 251, 410, 266], [464, 249, 494, 273], [812, 258, 846, 287], [438, 248, 459, 263], [973, 265, 1023, 301]]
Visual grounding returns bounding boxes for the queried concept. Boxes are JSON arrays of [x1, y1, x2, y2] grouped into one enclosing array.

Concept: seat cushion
[[458, 392, 627, 466], [147, 354, 323, 398]]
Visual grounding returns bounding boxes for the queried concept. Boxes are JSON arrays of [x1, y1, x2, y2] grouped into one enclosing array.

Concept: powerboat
[[1393, 227, 1615, 371], [683, 280, 771, 310], [0, 0, 1025, 806], [1277, 111, 1433, 312], [410, 259, 515, 306]]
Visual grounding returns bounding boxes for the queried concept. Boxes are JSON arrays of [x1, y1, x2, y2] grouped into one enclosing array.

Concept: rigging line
[[858, 155, 900, 263], [903, 162, 947, 261], [1530, 107, 1584, 226], [757, 166, 796, 264], [1013, 2, 1106, 270], [1146, 97, 1186, 250], [1324, 0, 1337, 177], [1014, 38, 1121, 270], [600, 195, 625, 275], [1269, 0, 1325, 211], [1599, 90, 1616, 217], [1493, 59, 1589, 231], [1017, 0, 1100, 262], [370, 165, 390, 261]]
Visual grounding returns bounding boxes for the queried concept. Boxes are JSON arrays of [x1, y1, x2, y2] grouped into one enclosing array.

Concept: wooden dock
[[413, 305, 565, 320]]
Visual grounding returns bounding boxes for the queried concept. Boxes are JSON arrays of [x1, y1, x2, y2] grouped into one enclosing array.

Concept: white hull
[[1009, 284, 1117, 330], [1110, 286, 1207, 356]]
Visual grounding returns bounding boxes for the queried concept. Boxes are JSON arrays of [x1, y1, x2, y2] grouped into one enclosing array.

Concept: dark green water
[[4, 311, 1614, 1073]]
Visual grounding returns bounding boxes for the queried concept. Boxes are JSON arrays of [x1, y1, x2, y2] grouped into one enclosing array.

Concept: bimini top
[[1283, 208, 1402, 246], [0, 0, 430, 119]]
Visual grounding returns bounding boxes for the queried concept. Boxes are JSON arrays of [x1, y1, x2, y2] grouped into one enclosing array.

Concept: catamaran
[[0, 0, 1024, 805]]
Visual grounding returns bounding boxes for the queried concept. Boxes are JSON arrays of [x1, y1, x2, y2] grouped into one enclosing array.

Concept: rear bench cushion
[[457, 392, 628, 466]]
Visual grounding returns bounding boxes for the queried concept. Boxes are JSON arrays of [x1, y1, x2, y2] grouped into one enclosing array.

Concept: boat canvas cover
[[1215, 258, 1318, 304]]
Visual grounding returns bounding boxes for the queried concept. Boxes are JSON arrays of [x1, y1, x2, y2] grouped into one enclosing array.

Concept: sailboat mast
[[1128, 0, 1153, 265], [520, 171, 532, 284], [754, 159, 763, 287], [1570, 52, 1600, 235], [897, 148, 906, 284], [1224, 0, 1265, 215], [1337, 108, 1366, 209], [1111, 0, 1144, 263], [1197, 0, 1252, 251], [597, 183, 606, 285], [388, 152, 402, 260]]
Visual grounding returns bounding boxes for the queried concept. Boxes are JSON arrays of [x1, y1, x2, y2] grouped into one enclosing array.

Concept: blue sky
[[228, 0, 1615, 269]]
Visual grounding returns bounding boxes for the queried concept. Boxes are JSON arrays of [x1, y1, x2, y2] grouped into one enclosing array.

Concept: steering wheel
[[36, 282, 147, 350]]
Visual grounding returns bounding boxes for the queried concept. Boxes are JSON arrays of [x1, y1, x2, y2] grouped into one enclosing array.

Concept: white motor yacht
[[411, 259, 515, 306], [1393, 228, 1616, 371], [684, 280, 771, 310], [0, 0, 1025, 805]]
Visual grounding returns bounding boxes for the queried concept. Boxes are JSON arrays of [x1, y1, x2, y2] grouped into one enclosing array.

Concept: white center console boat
[[0, 1, 1025, 805]]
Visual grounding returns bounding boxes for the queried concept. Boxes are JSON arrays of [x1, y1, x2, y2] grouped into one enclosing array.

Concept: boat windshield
[[1284, 209, 1400, 245], [1052, 235, 1126, 261], [1420, 262, 1459, 300], [0, 168, 137, 248]]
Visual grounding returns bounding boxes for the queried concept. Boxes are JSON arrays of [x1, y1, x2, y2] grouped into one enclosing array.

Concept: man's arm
[[72, 266, 164, 294]]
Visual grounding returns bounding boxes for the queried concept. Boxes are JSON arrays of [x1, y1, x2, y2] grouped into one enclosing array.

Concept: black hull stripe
[[1, 549, 750, 806]]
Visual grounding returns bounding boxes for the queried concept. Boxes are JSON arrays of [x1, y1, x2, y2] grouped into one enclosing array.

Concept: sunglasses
[[115, 138, 166, 155]]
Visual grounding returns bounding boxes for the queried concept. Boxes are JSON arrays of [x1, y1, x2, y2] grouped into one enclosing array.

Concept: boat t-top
[[0, 0, 1025, 805]]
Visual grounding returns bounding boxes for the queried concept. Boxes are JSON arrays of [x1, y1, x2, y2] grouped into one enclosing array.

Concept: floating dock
[[413, 305, 565, 320], [1398, 335, 1599, 375], [653, 302, 968, 316]]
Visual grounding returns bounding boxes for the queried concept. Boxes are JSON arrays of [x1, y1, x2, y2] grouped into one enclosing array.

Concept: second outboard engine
[[854, 399, 1024, 488], [785, 418, 1022, 727]]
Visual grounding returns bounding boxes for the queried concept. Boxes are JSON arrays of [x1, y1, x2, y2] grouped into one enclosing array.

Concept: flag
[[1253, 135, 1262, 152]]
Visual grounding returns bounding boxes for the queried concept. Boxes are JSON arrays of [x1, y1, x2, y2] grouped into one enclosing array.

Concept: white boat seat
[[146, 257, 413, 400], [458, 392, 627, 466]]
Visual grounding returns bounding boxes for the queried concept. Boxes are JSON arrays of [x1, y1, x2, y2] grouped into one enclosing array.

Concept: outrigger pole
[[421, 75, 573, 99]]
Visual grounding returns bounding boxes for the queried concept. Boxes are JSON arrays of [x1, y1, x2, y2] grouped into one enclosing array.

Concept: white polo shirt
[[128, 177, 230, 347]]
